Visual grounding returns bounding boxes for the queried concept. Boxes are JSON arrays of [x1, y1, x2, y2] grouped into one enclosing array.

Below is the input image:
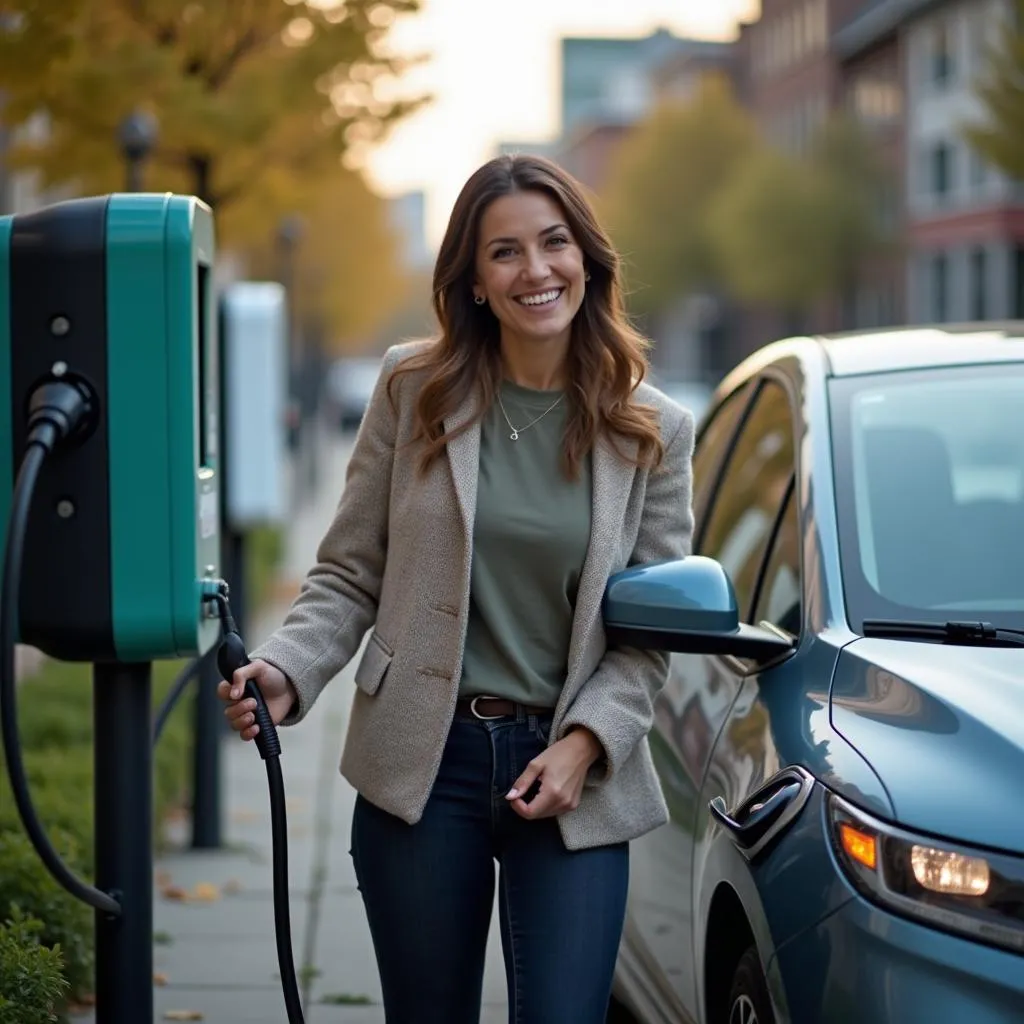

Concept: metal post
[[93, 661, 154, 1024], [118, 110, 157, 194], [190, 648, 223, 848], [228, 528, 247, 643], [125, 157, 142, 194]]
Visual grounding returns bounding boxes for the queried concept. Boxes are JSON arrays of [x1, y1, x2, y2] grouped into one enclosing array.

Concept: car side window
[[752, 478, 802, 636], [691, 383, 753, 530], [697, 380, 795, 619]]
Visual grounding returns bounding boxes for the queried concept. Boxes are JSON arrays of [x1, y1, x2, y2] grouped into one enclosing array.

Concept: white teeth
[[516, 289, 561, 307]]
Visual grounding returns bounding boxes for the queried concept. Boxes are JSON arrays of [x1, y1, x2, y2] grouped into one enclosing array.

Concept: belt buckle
[[470, 695, 505, 721]]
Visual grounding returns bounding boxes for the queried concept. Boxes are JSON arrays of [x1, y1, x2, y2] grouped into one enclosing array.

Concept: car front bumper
[[770, 892, 1024, 1022]]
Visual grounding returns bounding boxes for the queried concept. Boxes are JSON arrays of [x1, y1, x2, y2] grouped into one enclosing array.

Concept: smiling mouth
[[514, 287, 564, 308]]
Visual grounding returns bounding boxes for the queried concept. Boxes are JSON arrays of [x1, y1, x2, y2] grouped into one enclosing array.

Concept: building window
[[932, 253, 949, 321], [931, 143, 952, 197], [852, 78, 903, 124], [968, 148, 989, 192], [970, 247, 988, 321], [932, 20, 955, 86]]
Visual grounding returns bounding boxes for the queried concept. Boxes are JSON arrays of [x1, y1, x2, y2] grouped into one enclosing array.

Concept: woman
[[219, 153, 695, 1024]]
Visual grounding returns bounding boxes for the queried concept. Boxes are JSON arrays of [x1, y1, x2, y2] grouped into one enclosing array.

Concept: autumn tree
[[600, 74, 758, 315], [245, 168, 406, 354], [707, 149, 834, 312], [964, 0, 1024, 180], [0, 0, 424, 236], [709, 114, 894, 315]]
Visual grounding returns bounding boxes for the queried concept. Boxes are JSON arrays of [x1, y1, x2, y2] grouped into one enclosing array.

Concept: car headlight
[[827, 793, 1024, 954]]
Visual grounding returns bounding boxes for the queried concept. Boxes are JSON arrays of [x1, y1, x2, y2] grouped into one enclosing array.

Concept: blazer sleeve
[[557, 407, 695, 783], [249, 345, 404, 723]]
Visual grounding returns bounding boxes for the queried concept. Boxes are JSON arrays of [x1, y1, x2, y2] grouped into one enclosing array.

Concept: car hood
[[830, 638, 1024, 854]]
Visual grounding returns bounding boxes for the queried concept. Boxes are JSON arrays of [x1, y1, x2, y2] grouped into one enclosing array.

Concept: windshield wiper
[[862, 619, 1024, 647]]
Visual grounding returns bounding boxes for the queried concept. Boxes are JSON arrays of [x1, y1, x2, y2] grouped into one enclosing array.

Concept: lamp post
[[276, 215, 308, 489], [117, 110, 158, 193]]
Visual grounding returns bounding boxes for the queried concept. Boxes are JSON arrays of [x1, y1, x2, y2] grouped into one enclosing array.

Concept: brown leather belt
[[456, 695, 554, 720]]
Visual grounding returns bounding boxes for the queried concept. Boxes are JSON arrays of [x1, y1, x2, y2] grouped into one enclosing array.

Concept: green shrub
[[0, 908, 68, 1024], [246, 524, 284, 612], [0, 833, 93, 1002], [0, 654, 197, 1011]]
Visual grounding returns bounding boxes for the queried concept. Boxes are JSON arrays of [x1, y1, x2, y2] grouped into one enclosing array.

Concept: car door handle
[[708, 766, 813, 858]]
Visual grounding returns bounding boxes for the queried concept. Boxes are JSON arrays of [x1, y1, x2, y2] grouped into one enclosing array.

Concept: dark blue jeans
[[350, 707, 629, 1024]]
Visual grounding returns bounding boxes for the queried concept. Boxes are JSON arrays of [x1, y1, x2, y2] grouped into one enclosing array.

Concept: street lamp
[[117, 110, 158, 193]]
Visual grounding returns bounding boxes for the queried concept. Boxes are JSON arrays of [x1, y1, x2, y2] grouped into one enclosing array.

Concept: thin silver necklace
[[496, 391, 564, 441]]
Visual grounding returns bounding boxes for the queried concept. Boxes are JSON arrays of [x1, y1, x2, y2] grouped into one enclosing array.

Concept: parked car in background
[[606, 325, 1024, 1024], [325, 356, 383, 432]]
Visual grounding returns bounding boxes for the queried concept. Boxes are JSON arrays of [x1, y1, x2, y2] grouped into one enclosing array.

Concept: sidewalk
[[85, 429, 508, 1023]]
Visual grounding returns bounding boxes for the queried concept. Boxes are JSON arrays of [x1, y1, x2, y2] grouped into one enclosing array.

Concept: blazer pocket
[[354, 632, 393, 696]]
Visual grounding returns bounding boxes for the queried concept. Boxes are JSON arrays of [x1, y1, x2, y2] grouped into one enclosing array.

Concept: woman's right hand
[[216, 659, 297, 742]]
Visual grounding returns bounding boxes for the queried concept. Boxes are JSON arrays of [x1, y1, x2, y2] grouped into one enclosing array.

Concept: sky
[[364, 0, 760, 247]]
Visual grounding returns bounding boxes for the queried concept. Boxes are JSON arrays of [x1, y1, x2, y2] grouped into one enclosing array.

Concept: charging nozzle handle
[[216, 632, 281, 761]]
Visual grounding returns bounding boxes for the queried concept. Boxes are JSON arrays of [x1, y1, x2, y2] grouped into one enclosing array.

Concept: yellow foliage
[[0, 0, 428, 349], [0, 0, 427, 234], [241, 168, 408, 353]]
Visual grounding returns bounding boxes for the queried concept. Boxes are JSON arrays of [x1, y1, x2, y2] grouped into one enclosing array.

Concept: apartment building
[[901, 0, 1022, 323]]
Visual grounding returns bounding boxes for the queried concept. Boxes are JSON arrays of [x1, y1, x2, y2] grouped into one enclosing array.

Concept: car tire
[[726, 946, 775, 1024], [606, 992, 640, 1024]]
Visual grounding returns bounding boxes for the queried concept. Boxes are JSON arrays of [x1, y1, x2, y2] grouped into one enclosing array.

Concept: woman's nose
[[522, 249, 551, 281]]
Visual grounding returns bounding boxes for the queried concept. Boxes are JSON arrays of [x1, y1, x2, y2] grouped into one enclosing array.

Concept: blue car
[[605, 325, 1024, 1024]]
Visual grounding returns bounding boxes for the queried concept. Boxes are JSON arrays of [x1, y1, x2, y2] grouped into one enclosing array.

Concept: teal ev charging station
[[0, 193, 221, 660], [0, 193, 222, 1024]]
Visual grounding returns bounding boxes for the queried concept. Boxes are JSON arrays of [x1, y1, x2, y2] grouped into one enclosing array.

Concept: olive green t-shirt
[[459, 380, 593, 708]]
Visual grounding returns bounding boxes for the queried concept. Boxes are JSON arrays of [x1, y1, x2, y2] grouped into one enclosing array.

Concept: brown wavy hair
[[389, 153, 663, 480]]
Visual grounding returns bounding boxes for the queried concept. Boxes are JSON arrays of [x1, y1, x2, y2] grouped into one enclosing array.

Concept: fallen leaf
[[160, 885, 189, 902], [223, 879, 243, 895], [191, 883, 220, 902], [155, 870, 173, 887], [153, 972, 169, 986], [163, 1012, 203, 1021]]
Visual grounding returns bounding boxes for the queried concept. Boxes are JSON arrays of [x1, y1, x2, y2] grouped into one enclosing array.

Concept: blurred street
[[77, 427, 508, 1023]]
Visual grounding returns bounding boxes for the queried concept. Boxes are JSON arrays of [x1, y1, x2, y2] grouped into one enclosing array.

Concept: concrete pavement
[[77, 428, 509, 1023]]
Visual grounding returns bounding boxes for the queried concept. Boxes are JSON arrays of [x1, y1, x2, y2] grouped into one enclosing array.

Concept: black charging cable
[[204, 586, 305, 1024], [0, 378, 121, 916], [2, 378, 306, 1022]]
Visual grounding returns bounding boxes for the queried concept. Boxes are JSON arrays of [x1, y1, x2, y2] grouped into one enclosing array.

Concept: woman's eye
[[547, 236, 569, 247], [493, 247, 515, 259]]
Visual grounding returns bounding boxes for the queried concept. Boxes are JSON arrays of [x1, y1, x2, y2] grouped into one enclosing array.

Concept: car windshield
[[830, 364, 1024, 631]]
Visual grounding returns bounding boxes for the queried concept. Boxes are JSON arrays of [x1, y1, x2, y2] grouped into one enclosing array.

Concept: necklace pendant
[[509, 429, 519, 441]]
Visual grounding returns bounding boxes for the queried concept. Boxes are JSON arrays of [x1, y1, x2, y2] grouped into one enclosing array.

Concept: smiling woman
[[223, 152, 696, 1024]]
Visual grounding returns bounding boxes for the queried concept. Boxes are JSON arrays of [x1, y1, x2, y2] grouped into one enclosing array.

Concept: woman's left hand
[[505, 727, 604, 820]]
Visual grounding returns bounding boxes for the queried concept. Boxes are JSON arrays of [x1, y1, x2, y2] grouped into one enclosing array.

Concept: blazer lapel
[[562, 433, 637, 693], [444, 389, 481, 540]]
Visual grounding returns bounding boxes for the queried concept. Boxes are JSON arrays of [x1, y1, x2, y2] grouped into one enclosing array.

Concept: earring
[[474, 294, 485, 305], [584, 271, 591, 282]]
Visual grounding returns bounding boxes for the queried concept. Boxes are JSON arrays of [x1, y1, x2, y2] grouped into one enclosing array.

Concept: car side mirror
[[602, 556, 794, 661]]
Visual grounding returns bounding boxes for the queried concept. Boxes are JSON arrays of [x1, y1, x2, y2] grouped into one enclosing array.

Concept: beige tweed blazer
[[252, 339, 694, 850]]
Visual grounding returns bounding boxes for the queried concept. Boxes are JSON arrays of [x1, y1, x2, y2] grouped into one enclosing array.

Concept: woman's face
[[473, 190, 587, 351]]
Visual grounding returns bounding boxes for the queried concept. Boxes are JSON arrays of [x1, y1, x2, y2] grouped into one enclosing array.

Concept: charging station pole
[[94, 661, 154, 1017]]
